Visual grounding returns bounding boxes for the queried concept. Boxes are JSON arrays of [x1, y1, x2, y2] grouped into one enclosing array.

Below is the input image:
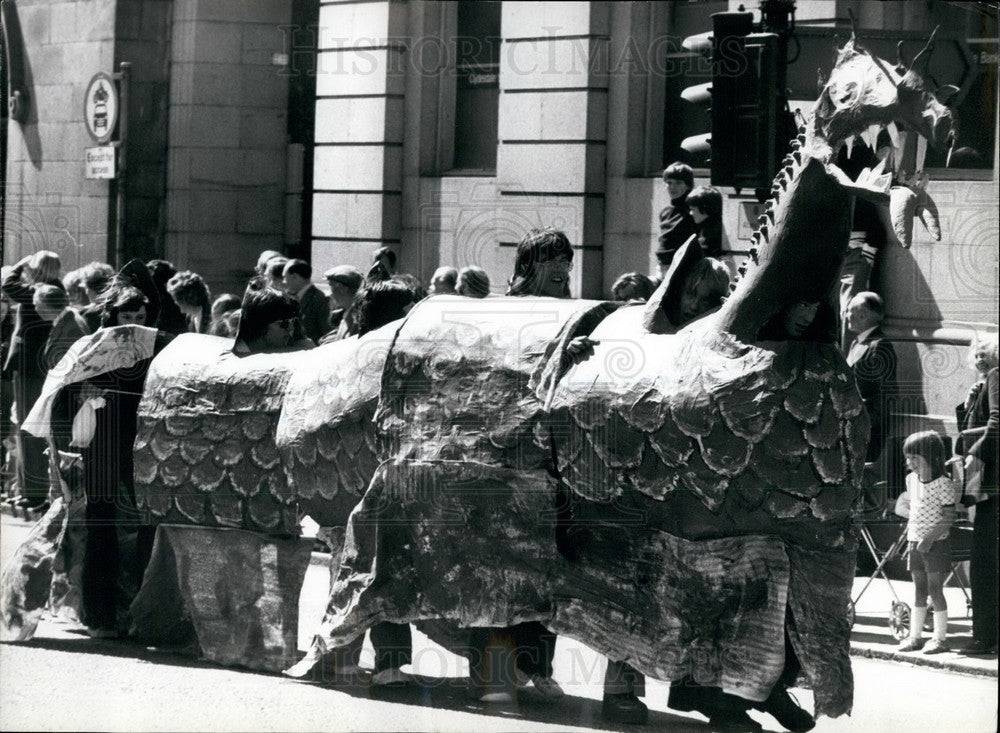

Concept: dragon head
[[811, 29, 957, 163]]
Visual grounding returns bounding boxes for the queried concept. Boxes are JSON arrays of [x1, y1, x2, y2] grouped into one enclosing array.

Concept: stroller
[[847, 439, 973, 640]]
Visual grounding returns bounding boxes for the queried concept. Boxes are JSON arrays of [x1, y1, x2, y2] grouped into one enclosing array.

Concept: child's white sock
[[910, 606, 928, 638], [933, 609, 949, 641]]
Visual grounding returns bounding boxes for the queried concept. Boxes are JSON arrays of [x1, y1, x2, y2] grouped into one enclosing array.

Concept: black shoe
[[707, 709, 763, 731], [602, 693, 649, 725], [753, 688, 815, 732], [962, 640, 997, 655]]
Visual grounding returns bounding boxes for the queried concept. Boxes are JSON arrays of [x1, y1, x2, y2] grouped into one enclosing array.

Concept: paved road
[[2, 516, 997, 732]]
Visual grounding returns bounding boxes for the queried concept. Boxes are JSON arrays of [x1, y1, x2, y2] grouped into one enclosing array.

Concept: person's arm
[[967, 367, 998, 472], [1, 258, 34, 305]]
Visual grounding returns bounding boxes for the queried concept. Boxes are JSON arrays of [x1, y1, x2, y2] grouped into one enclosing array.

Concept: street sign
[[83, 72, 119, 143], [85, 145, 116, 179]]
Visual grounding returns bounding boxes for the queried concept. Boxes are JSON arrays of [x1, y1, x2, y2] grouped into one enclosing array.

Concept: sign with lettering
[[85, 146, 116, 179], [84, 72, 118, 143], [457, 64, 499, 90]]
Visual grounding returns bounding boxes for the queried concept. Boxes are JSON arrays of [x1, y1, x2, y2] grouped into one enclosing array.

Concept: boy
[[656, 162, 697, 274]]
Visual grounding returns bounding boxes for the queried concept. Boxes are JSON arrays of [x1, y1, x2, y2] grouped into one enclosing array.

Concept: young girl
[[895, 430, 959, 654]]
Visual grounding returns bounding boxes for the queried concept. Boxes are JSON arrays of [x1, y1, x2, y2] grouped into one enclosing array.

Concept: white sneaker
[[478, 690, 515, 704], [530, 675, 565, 700], [371, 667, 412, 686]]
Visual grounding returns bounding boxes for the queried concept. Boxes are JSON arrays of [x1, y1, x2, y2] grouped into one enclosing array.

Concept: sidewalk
[[847, 574, 997, 677]]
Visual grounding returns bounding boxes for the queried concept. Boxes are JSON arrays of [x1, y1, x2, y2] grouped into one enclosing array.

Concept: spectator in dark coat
[[686, 185, 724, 259], [282, 259, 330, 344], [2, 251, 62, 509], [957, 335, 998, 655], [656, 162, 696, 274], [845, 292, 897, 463]]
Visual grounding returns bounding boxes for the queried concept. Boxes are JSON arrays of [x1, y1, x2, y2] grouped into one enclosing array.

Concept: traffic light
[[680, 11, 787, 195]]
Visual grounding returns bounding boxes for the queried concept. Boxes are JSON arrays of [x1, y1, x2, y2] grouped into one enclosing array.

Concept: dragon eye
[[831, 81, 860, 109]]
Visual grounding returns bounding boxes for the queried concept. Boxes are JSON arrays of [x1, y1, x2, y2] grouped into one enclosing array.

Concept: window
[[452, 0, 501, 171]]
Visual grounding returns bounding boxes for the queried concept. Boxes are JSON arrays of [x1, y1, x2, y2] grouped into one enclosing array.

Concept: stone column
[[496, 2, 609, 298], [310, 0, 408, 276]]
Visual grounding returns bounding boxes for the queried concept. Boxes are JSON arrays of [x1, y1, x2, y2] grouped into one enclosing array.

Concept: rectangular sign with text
[[84, 146, 116, 179]]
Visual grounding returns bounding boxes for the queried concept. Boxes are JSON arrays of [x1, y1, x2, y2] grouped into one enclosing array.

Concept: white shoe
[[530, 675, 565, 700], [478, 690, 515, 704], [372, 667, 412, 686]]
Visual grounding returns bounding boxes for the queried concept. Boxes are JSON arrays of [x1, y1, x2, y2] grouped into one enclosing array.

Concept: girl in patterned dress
[[895, 430, 959, 654]]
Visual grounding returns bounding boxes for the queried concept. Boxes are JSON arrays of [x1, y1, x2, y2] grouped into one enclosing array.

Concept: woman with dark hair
[[100, 285, 150, 328], [233, 279, 307, 354], [507, 228, 574, 298], [354, 279, 416, 336], [167, 271, 212, 334]]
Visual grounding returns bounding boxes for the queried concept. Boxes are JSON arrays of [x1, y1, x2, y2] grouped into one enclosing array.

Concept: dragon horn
[[895, 40, 908, 72], [847, 9, 858, 42], [911, 27, 939, 72]]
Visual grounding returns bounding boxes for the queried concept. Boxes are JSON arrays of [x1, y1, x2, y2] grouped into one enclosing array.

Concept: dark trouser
[[81, 492, 121, 630], [13, 373, 48, 504], [470, 621, 556, 688], [371, 622, 413, 673], [605, 660, 646, 697], [16, 430, 49, 504], [970, 495, 999, 646]]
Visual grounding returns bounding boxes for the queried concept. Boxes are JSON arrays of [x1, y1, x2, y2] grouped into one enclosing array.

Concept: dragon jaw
[[808, 30, 957, 169]]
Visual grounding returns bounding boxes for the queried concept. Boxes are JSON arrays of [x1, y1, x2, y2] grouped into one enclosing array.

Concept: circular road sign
[[84, 72, 119, 144]]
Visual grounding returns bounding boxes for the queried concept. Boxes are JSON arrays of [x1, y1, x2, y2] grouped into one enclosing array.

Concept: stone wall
[[165, 0, 293, 294], [3, 0, 118, 271]]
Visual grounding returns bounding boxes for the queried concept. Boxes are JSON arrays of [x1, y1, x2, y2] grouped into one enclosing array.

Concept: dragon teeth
[[916, 134, 928, 172]]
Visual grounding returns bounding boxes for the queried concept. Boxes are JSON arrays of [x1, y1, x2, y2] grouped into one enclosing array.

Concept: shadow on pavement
[[296, 673, 709, 731]]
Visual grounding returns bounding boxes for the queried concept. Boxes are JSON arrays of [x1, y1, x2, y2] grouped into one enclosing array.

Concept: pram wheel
[[889, 601, 911, 640], [846, 601, 856, 627]]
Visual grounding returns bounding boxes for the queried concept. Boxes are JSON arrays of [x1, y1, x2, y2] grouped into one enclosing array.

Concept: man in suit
[[282, 259, 331, 344], [845, 292, 897, 463]]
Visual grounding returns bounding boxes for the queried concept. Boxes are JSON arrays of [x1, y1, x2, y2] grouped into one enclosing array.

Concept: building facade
[[3, 0, 998, 451]]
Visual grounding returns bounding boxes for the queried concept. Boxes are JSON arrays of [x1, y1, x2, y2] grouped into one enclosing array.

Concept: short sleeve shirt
[[906, 473, 956, 542]]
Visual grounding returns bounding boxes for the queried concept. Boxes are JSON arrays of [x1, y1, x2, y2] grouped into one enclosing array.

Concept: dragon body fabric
[[130, 33, 955, 717]]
